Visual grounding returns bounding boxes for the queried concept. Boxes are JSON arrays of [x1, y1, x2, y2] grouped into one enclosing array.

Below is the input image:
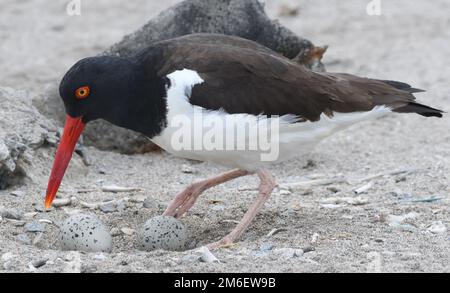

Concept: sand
[[0, 0, 449, 272]]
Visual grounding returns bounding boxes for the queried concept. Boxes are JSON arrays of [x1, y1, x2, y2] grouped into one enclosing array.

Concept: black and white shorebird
[[45, 34, 443, 248]]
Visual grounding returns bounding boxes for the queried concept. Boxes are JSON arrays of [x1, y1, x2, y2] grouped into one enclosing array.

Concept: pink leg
[[207, 169, 277, 249], [163, 169, 250, 218]]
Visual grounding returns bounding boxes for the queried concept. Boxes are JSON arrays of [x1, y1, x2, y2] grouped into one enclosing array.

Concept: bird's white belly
[[151, 69, 392, 171]]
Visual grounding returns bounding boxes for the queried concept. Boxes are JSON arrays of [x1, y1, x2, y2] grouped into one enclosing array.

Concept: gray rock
[[16, 234, 32, 245], [116, 200, 127, 212], [8, 219, 26, 227], [33, 203, 53, 213], [31, 259, 48, 268], [38, 0, 324, 154], [106, 0, 318, 61], [25, 221, 46, 233], [10, 190, 25, 197], [110, 228, 121, 237], [99, 201, 117, 213], [0, 207, 23, 220], [143, 197, 157, 209], [197, 246, 220, 263], [0, 87, 57, 189], [260, 242, 274, 252], [273, 248, 304, 259], [181, 253, 201, 264]]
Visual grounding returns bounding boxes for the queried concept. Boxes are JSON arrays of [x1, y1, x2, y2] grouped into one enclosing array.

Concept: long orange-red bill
[[45, 115, 85, 209]]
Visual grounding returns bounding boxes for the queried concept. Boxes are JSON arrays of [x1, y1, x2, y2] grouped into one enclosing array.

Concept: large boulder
[[39, 0, 325, 154], [0, 87, 58, 189], [106, 0, 316, 59]]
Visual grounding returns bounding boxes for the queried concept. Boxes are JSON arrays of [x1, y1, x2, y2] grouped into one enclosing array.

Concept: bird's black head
[[60, 56, 142, 123], [59, 55, 168, 133], [45, 55, 167, 209]]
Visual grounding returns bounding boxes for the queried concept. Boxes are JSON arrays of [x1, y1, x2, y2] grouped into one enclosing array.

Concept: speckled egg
[[59, 214, 112, 252], [138, 216, 187, 251]]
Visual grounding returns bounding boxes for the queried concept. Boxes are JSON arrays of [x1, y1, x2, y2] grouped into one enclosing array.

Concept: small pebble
[[320, 196, 368, 206], [303, 251, 318, 259], [311, 233, 320, 244], [33, 233, 44, 246], [399, 224, 417, 232], [138, 216, 187, 251], [387, 212, 418, 227], [198, 246, 220, 263], [10, 190, 24, 197], [299, 188, 313, 195], [266, 228, 287, 237], [1, 253, 14, 270], [302, 246, 315, 253], [181, 253, 201, 264], [143, 197, 157, 209], [116, 200, 127, 212], [390, 190, 412, 199], [0, 207, 22, 220], [16, 234, 32, 245], [279, 4, 300, 17], [1, 252, 14, 262], [23, 212, 38, 219], [93, 253, 107, 261], [63, 208, 82, 216], [33, 203, 52, 213], [6, 219, 26, 226], [273, 248, 304, 259], [120, 227, 135, 235], [279, 189, 292, 195], [427, 221, 447, 234], [52, 198, 72, 208], [181, 164, 194, 174], [25, 221, 46, 233], [99, 201, 116, 213], [210, 204, 225, 211], [354, 182, 373, 194], [320, 203, 342, 209], [130, 195, 146, 203], [32, 259, 48, 269], [327, 186, 339, 193], [101, 185, 140, 193], [260, 243, 274, 252], [110, 228, 121, 237], [81, 264, 97, 274]]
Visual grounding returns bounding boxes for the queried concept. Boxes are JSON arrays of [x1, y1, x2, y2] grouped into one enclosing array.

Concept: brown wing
[[143, 34, 442, 120]]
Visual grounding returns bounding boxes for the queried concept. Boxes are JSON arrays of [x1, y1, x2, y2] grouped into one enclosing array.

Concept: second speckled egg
[[138, 215, 187, 251]]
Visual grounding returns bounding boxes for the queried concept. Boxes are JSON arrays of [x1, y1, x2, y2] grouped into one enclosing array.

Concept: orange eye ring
[[75, 86, 90, 99]]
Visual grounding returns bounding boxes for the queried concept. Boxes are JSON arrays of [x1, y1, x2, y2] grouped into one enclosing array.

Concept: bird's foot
[[206, 237, 238, 250], [206, 170, 276, 250], [163, 184, 202, 218], [163, 169, 250, 218]]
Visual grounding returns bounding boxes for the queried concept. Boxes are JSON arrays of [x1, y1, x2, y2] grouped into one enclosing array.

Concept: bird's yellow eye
[[75, 86, 90, 99]]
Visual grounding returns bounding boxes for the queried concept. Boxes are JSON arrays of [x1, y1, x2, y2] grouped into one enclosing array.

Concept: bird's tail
[[394, 102, 444, 117], [380, 79, 444, 118]]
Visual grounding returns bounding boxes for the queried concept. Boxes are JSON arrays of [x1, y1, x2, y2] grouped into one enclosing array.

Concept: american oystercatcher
[[45, 34, 443, 248]]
